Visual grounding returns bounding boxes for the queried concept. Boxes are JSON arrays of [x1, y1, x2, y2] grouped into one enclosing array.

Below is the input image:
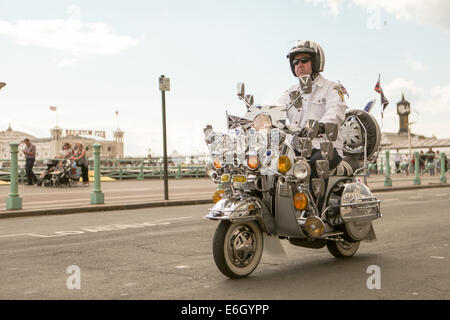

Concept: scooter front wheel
[[212, 220, 263, 279], [326, 240, 360, 258]]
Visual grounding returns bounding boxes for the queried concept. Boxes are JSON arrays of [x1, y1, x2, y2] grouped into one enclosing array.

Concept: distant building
[[380, 94, 450, 152], [0, 124, 124, 161]]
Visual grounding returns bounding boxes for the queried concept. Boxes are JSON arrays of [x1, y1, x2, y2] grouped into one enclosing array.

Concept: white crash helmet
[[286, 40, 325, 76]]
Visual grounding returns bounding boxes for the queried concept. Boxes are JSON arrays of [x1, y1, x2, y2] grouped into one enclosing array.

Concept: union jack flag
[[226, 112, 252, 130], [374, 74, 389, 115]]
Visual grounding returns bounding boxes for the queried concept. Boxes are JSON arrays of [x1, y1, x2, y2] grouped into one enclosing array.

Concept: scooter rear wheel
[[326, 240, 360, 258], [212, 220, 263, 279]]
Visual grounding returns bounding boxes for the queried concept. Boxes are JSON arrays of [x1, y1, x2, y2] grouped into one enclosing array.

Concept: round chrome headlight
[[293, 160, 311, 180], [252, 113, 272, 131]]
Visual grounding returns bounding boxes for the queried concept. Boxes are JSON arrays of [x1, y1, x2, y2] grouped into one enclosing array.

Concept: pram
[[38, 159, 81, 187], [36, 159, 59, 186]]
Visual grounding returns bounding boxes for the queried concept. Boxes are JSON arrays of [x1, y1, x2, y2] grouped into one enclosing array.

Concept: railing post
[[384, 150, 392, 187], [7, 142, 22, 210], [176, 164, 181, 179], [440, 152, 447, 184], [379, 155, 384, 175], [90, 143, 104, 204], [413, 151, 421, 185], [138, 159, 144, 180]]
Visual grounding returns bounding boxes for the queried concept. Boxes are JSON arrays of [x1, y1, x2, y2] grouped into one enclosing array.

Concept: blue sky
[[1, 0, 449, 157]]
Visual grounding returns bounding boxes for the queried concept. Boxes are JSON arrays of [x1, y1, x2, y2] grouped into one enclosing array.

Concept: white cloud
[[304, 0, 450, 29], [305, 0, 346, 16], [0, 5, 141, 57], [383, 77, 424, 98], [57, 58, 79, 68], [404, 55, 428, 72]]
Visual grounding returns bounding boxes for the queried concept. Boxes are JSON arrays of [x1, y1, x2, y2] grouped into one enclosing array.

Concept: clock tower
[[397, 93, 410, 135]]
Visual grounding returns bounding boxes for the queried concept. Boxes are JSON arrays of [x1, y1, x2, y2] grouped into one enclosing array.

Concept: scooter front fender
[[205, 196, 276, 235]]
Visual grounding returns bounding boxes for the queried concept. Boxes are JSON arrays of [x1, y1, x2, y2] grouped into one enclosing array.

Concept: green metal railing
[[0, 158, 208, 182]]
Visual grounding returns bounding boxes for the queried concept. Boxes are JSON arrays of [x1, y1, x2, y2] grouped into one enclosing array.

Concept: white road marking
[[430, 256, 445, 259], [0, 217, 194, 239], [0, 233, 35, 238]]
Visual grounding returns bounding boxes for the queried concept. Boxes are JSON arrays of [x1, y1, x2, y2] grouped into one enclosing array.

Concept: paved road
[[0, 187, 449, 299]]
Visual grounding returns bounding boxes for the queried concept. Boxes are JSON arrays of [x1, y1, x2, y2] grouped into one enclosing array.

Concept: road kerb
[[0, 183, 448, 219]]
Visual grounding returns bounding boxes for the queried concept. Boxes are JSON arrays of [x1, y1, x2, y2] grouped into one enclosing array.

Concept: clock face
[[398, 104, 410, 115]]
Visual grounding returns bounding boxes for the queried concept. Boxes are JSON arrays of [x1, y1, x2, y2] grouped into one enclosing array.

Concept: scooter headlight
[[212, 189, 225, 203], [278, 156, 292, 173], [252, 113, 272, 131], [213, 156, 222, 169], [293, 160, 311, 180], [247, 155, 259, 170], [304, 216, 325, 238]]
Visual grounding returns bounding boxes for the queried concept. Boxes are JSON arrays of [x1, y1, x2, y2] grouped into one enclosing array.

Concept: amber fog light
[[278, 156, 292, 173], [213, 157, 222, 169], [212, 190, 225, 203], [247, 155, 259, 170], [304, 216, 325, 238], [293, 192, 308, 211]]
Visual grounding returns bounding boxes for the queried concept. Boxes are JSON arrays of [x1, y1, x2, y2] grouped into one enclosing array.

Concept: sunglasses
[[293, 57, 312, 66]]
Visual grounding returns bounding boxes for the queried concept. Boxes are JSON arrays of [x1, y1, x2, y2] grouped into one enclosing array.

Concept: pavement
[[0, 173, 448, 219]]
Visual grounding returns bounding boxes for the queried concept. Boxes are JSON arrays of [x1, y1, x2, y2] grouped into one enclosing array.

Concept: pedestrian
[[394, 149, 401, 174], [419, 151, 425, 174], [21, 138, 37, 185], [426, 147, 435, 176], [401, 154, 409, 176], [436, 150, 441, 174], [72, 142, 89, 186]]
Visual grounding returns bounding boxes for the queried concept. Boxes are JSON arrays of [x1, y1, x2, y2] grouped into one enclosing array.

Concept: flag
[[374, 75, 382, 94], [380, 92, 389, 112], [363, 99, 376, 113], [49, 106, 57, 111], [115, 110, 119, 116], [374, 74, 389, 115], [226, 112, 252, 129], [338, 81, 349, 98]]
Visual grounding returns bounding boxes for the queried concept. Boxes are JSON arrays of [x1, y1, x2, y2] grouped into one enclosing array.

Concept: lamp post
[[159, 75, 170, 200]]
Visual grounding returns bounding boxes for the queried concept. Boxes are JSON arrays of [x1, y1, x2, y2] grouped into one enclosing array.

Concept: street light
[[159, 75, 170, 200]]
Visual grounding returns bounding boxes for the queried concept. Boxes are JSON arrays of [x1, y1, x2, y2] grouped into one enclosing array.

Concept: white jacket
[[277, 74, 347, 157]]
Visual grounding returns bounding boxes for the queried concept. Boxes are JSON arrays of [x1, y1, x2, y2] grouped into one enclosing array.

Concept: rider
[[277, 40, 346, 194]]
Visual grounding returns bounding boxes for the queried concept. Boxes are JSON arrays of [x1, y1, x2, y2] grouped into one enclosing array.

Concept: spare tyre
[[341, 109, 381, 161]]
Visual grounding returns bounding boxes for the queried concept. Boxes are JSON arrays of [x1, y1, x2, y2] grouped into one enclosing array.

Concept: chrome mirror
[[316, 160, 329, 179], [312, 178, 325, 198], [299, 138, 312, 158], [289, 90, 302, 109], [306, 120, 319, 139], [298, 75, 312, 94], [245, 94, 254, 108], [320, 141, 334, 161], [237, 83, 245, 99], [324, 123, 338, 141]]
